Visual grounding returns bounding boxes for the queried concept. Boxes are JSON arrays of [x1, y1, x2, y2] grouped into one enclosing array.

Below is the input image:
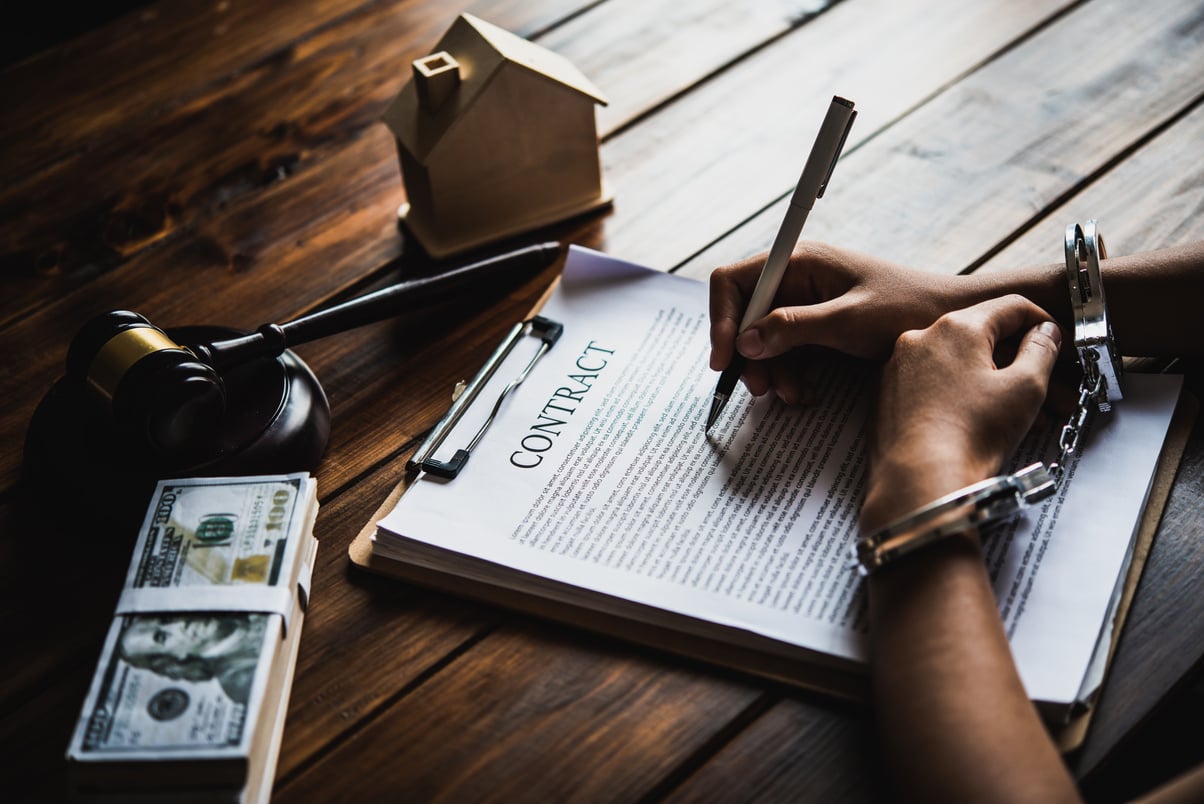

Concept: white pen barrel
[[738, 204, 811, 331], [734, 96, 855, 334]]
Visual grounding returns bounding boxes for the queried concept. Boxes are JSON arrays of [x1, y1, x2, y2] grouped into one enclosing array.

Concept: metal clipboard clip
[[407, 315, 563, 480]]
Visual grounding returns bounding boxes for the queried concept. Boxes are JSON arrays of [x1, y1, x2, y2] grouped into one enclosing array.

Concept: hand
[[709, 242, 960, 402], [860, 295, 1062, 532]]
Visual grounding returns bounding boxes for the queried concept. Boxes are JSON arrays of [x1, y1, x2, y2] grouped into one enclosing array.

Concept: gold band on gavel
[[87, 327, 181, 403]]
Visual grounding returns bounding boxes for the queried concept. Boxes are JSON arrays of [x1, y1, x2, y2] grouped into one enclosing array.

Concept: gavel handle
[[197, 242, 560, 370]]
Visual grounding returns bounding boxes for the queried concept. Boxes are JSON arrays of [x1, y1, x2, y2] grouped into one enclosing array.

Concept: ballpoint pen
[[704, 96, 857, 432]]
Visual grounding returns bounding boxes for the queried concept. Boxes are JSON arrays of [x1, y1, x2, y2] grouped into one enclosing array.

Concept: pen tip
[[704, 395, 726, 433]]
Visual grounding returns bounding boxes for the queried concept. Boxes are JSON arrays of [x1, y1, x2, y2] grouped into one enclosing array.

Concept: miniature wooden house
[[381, 14, 611, 258]]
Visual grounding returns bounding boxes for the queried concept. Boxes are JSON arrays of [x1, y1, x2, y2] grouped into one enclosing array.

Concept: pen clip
[[817, 109, 856, 199]]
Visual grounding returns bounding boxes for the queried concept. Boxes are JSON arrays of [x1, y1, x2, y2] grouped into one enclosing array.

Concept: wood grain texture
[[664, 695, 883, 803], [599, 0, 1073, 271], [0, 128, 404, 490], [676, 0, 1204, 280], [540, 0, 834, 137], [1074, 411, 1204, 779], [983, 99, 1204, 273], [0, 0, 593, 326], [0, 247, 559, 695], [275, 621, 762, 802], [980, 116, 1204, 773], [0, 0, 590, 183]]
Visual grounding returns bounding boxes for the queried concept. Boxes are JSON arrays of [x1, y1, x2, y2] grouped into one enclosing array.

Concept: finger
[[947, 294, 1051, 350], [710, 316, 737, 371], [740, 360, 773, 397], [1006, 320, 1062, 390], [709, 259, 764, 370], [736, 298, 848, 360], [768, 358, 814, 406]]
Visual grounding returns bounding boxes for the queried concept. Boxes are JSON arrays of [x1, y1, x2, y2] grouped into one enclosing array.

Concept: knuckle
[[934, 308, 975, 336], [765, 307, 794, 331], [893, 328, 927, 354]]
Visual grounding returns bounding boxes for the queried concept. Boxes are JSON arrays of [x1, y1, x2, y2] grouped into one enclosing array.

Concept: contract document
[[368, 246, 1183, 714]]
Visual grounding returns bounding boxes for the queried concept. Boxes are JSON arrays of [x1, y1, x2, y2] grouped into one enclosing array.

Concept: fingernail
[[1038, 321, 1062, 347], [737, 329, 764, 358]]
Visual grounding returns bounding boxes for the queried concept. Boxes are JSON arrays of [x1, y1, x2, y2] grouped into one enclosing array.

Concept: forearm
[[868, 536, 1081, 803], [861, 471, 1080, 802], [958, 241, 1204, 358]]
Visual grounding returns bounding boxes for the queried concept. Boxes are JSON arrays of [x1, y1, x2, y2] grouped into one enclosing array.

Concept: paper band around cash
[[114, 581, 308, 638]]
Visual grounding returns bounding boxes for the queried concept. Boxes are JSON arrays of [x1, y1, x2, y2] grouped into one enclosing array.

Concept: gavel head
[[66, 311, 226, 461]]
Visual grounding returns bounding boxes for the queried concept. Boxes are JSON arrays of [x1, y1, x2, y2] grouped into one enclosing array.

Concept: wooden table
[[3, 1, 1203, 800]]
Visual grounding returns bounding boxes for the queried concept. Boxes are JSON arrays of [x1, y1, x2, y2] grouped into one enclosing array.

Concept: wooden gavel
[[60, 242, 560, 463]]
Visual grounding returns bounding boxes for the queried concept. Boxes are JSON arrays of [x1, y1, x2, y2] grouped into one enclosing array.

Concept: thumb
[[1007, 320, 1062, 391], [736, 300, 844, 360]]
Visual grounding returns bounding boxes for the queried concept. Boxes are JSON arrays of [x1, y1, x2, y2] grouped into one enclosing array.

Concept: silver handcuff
[[851, 221, 1123, 575]]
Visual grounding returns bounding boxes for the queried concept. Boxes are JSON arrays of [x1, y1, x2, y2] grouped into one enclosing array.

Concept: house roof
[[382, 13, 608, 163]]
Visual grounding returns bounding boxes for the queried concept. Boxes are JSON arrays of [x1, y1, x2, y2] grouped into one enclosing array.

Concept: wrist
[[959, 263, 1069, 326], [861, 448, 994, 533]]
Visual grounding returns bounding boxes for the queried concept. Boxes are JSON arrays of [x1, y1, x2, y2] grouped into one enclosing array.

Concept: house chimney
[[413, 51, 461, 111]]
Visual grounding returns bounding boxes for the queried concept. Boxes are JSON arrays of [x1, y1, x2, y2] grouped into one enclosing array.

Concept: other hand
[[860, 295, 1062, 532]]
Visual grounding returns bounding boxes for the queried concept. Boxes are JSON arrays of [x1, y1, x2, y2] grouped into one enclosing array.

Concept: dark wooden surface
[[3, 1, 1203, 801]]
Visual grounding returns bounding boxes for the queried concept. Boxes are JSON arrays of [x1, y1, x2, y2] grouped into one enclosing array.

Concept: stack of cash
[[67, 473, 319, 804]]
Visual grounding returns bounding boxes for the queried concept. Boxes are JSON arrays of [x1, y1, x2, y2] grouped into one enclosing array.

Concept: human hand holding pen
[[704, 95, 856, 431], [708, 242, 959, 402]]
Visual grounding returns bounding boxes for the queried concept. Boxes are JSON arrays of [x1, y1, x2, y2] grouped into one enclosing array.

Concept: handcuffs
[[851, 221, 1123, 575]]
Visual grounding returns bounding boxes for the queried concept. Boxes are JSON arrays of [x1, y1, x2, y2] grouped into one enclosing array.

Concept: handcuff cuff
[[851, 221, 1124, 575]]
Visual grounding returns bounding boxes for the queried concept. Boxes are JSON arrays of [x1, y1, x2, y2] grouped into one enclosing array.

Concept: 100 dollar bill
[[125, 475, 309, 591], [69, 474, 316, 788]]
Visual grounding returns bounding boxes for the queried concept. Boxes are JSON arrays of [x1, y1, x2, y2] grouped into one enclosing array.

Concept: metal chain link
[[1048, 367, 1104, 487]]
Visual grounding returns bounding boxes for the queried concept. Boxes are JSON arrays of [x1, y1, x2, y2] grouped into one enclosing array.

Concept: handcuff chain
[[1050, 370, 1104, 486]]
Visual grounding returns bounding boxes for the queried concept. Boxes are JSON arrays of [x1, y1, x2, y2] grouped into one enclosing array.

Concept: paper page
[[376, 246, 1181, 703]]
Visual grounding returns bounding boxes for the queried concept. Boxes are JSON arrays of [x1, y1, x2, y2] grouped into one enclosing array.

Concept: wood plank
[[983, 100, 1204, 273], [676, 0, 1204, 280], [0, 0, 855, 334], [274, 621, 762, 802], [0, 0, 592, 328], [0, 0, 1066, 334], [665, 696, 883, 802], [0, 0, 585, 186], [0, 0, 840, 331], [0, 0, 372, 183], [0, 134, 558, 725], [599, 0, 1073, 271], [540, 0, 834, 137], [0, 128, 404, 489], [1075, 412, 1204, 779]]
